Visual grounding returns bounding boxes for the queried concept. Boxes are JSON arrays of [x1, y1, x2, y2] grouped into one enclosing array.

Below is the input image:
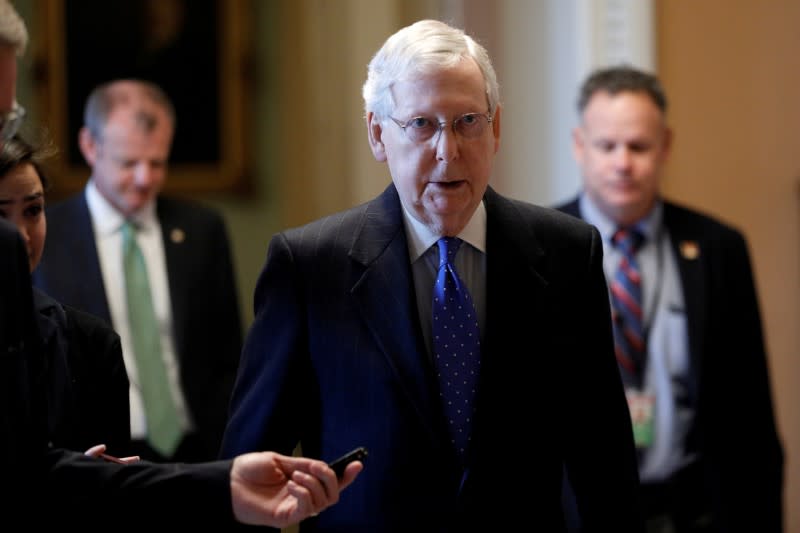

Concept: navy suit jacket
[[221, 185, 643, 532], [33, 193, 242, 460], [557, 197, 784, 532]]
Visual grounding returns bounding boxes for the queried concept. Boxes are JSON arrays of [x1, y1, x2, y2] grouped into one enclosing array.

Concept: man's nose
[[134, 163, 156, 185], [435, 123, 459, 162]]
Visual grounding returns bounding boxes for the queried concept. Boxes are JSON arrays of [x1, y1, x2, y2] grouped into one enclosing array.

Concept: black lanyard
[[641, 226, 667, 347]]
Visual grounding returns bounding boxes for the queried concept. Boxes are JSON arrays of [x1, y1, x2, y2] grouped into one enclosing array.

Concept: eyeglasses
[[0, 101, 26, 142], [390, 111, 493, 145]]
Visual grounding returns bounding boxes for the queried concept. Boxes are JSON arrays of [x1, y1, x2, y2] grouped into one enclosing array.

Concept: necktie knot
[[437, 237, 462, 268], [121, 219, 134, 238], [121, 220, 142, 253], [613, 227, 645, 255]]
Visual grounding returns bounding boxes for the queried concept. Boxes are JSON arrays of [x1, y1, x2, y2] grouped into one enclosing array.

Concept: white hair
[[0, 0, 28, 55], [362, 19, 500, 120]]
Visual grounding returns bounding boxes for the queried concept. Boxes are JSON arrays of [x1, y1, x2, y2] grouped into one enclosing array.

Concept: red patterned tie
[[610, 228, 645, 387], [431, 237, 481, 462]]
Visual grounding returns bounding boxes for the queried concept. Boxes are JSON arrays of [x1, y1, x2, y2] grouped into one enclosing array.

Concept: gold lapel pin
[[170, 228, 186, 244], [680, 240, 699, 260]]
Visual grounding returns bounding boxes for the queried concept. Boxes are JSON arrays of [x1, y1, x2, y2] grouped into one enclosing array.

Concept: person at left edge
[[1, 133, 130, 454], [33, 79, 243, 462]]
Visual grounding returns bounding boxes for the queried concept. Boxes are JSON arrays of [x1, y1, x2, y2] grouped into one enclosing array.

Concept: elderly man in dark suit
[[221, 19, 643, 532], [556, 65, 783, 532]]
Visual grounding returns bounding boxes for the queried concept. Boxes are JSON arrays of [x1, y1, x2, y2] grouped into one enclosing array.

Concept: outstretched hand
[[230, 451, 362, 527]]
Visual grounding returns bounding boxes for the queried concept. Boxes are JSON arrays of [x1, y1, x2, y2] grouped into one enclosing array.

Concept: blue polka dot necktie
[[431, 237, 481, 462], [610, 227, 646, 388]]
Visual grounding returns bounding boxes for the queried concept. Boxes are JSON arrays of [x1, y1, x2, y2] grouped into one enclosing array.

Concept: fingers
[[84, 443, 107, 457], [83, 444, 139, 464], [290, 467, 336, 512], [269, 453, 363, 519], [338, 461, 364, 490], [272, 453, 313, 475], [283, 454, 364, 496], [285, 477, 318, 519]]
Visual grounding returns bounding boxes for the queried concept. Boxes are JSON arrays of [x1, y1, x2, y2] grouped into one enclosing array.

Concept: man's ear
[[661, 126, 674, 159], [78, 126, 98, 166], [366, 112, 387, 162], [571, 126, 586, 164], [491, 104, 501, 154]]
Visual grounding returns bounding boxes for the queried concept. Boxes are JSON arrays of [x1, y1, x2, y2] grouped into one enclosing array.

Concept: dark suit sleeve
[[562, 225, 644, 532], [64, 306, 131, 453], [220, 232, 310, 459], [44, 448, 234, 527]]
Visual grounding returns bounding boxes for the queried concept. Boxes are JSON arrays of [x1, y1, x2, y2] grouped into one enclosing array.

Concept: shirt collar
[[403, 201, 487, 263], [578, 192, 663, 246], [85, 179, 158, 235]]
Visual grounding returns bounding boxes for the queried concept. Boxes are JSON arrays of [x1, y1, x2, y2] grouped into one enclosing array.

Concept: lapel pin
[[170, 228, 185, 244], [680, 240, 699, 260]]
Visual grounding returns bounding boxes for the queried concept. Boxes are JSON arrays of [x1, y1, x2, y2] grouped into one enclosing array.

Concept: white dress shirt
[[86, 182, 192, 441], [579, 193, 695, 482]]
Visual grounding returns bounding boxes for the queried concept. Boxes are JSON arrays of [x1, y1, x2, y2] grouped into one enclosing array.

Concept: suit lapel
[[483, 188, 548, 337], [157, 199, 187, 361], [473, 189, 548, 434], [664, 204, 706, 400], [349, 186, 447, 446], [71, 196, 113, 323]]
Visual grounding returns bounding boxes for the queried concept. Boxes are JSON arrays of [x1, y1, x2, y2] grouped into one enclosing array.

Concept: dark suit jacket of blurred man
[[557, 197, 784, 532], [33, 192, 242, 461]]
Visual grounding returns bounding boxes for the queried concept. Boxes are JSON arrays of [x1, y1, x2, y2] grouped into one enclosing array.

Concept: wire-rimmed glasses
[[389, 111, 493, 145]]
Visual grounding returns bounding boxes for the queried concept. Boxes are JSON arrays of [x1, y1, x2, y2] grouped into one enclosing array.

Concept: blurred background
[[13, 1, 799, 530]]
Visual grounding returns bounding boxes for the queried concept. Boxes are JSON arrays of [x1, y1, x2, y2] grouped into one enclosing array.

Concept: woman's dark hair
[[0, 133, 56, 191]]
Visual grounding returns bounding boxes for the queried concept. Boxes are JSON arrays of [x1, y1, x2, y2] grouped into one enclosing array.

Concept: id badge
[[625, 389, 655, 448]]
